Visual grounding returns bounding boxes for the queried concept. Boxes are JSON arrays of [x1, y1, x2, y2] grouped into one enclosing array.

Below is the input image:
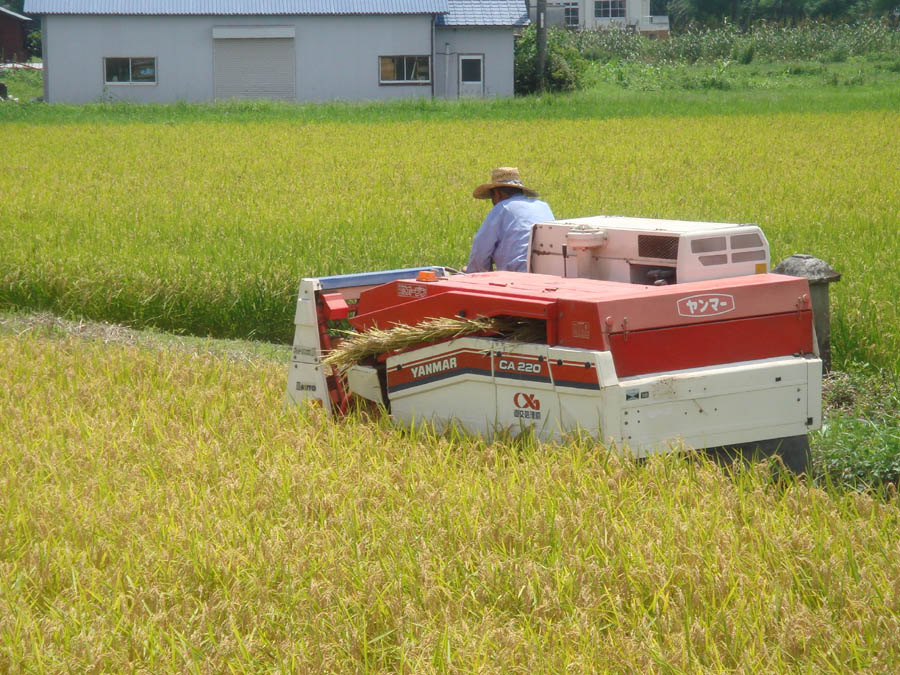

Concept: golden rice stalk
[[323, 316, 543, 372]]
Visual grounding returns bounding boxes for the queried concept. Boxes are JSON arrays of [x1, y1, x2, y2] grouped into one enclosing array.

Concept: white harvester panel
[[385, 338, 625, 442], [386, 337, 498, 434], [383, 333, 821, 455], [286, 277, 333, 412], [617, 355, 821, 458], [529, 216, 770, 285]]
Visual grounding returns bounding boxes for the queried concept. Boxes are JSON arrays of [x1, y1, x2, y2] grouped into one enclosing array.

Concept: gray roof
[[437, 0, 527, 26], [1, 5, 31, 20], [24, 0, 448, 15]]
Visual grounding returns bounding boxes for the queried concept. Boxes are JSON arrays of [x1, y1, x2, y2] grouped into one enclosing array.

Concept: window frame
[[103, 57, 158, 86], [563, 2, 580, 26], [378, 55, 432, 85], [594, 0, 626, 18]]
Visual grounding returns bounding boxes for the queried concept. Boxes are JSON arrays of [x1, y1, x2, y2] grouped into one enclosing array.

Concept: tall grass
[[2, 66, 900, 125], [572, 19, 900, 64], [2, 331, 900, 670], [0, 66, 42, 102], [2, 111, 899, 371]]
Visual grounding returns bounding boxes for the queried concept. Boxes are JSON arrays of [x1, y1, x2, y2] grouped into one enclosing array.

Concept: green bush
[[733, 41, 755, 64], [514, 26, 588, 94], [817, 414, 900, 487], [814, 370, 900, 489], [26, 30, 41, 59]]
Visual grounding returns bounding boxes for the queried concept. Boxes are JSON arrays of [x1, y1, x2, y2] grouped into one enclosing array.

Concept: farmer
[[466, 167, 555, 273]]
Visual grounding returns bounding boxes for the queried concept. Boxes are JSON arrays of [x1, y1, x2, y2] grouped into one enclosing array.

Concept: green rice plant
[[3, 331, 900, 670]]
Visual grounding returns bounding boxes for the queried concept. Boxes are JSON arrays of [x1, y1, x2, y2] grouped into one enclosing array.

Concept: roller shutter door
[[214, 38, 296, 101]]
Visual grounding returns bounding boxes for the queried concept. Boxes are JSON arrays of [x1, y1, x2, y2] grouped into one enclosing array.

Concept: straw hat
[[473, 167, 539, 200]]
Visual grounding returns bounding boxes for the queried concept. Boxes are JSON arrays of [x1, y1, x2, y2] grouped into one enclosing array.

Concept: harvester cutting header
[[287, 214, 822, 473]]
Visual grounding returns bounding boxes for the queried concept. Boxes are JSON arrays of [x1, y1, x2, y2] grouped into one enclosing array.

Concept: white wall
[[528, 0, 656, 30], [526, 2, 580, 27], [433, 26, 515, 98], [583, 0, 644, 30], [43, 14, 435, 104]]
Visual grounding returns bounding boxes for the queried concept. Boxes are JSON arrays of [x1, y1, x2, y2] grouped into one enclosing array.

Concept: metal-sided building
[[1, 6, 32, 62], [24, 0, 527, 103]]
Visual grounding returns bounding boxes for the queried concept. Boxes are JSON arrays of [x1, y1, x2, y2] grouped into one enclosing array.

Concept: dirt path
[[0, 310, 290, 363]]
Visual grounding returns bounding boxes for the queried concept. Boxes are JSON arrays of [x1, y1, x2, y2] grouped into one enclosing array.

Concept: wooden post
[[536, 0, 547, 92]]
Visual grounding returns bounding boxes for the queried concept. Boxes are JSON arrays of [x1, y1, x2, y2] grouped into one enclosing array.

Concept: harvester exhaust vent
[[638, 235, 679, 260]]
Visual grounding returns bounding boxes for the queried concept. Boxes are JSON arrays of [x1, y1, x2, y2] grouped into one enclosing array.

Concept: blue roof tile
[[436, 0, 528, 26]]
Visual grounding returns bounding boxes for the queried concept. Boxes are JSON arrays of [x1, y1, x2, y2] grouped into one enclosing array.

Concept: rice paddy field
[[2, 324, 900, 671], [2, 70, 900, 670], [3, 107, 900, 371]]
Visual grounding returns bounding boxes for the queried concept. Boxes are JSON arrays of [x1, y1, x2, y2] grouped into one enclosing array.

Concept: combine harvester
[[287, 217, 822, 472]]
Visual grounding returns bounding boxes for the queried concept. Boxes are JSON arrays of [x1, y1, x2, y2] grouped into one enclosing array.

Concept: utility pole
[[536, 0, 547, 92]]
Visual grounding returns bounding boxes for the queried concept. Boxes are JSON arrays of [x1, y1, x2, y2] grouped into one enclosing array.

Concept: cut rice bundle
[[323, 316, 543, 372]]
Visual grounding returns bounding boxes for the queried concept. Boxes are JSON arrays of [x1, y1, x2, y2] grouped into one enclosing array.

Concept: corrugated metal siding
[[436, 0, 527, 26], [214, 37, 296, 100], [25, 0, 448, 15]]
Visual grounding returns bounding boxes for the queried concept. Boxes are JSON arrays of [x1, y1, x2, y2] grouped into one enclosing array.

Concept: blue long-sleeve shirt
[[466, 194, 555, 273]]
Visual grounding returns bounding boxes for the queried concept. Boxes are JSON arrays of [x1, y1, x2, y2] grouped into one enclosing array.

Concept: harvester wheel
[[705, 435, 811, 475]]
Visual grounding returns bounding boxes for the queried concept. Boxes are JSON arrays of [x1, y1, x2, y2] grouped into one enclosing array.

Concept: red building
[[0, 6, 30, 63]]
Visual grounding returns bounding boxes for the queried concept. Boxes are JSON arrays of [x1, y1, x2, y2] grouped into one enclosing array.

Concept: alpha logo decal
[[513, 392, 540, 410], [513, 392, 542, 420], [397, 283, 427, 299], [410, 356, 458, 379], [677, 293, 735, 317]]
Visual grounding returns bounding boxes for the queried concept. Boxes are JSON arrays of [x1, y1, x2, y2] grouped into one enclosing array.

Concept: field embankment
[[2, 327, 899, 671], [3, 111, 899, 372]]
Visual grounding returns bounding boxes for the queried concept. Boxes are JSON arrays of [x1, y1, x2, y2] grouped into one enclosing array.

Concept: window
[[731, 233, 763, 249], [564, 2, 580, 26], [379, 56, 431, 84], [460, 57, 482, 83], [104, 57, 157, 84], [691, 237, 727, 253], [594, 0, 625, 18]]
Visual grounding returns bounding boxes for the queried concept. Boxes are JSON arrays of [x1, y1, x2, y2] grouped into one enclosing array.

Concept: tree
[[3, 1, 27, 14], [514, 26, 587, 95]]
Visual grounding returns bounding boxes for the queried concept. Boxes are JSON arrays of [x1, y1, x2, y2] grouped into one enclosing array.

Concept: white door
[[458, 54, 484, 97]]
